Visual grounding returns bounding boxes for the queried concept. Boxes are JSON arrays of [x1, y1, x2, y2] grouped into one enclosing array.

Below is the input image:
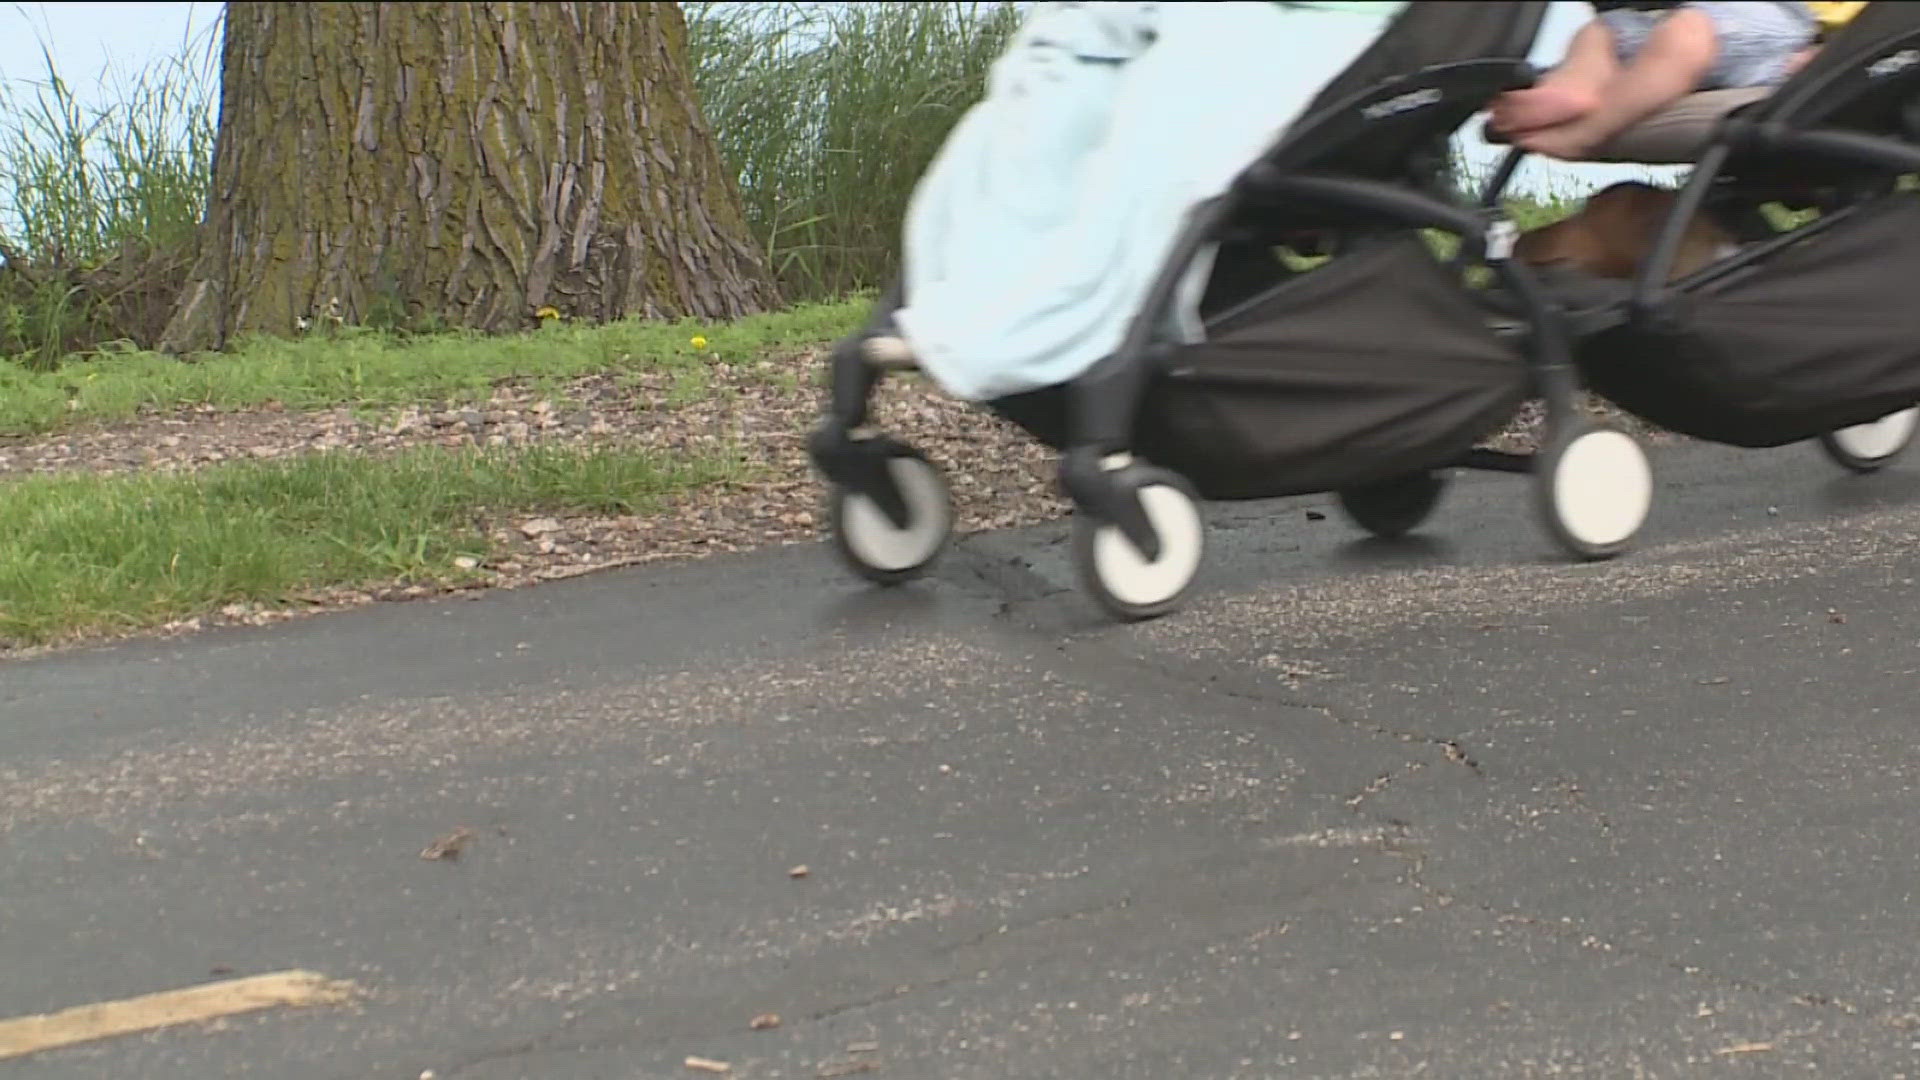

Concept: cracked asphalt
[[8, 439, 1920, 1078]]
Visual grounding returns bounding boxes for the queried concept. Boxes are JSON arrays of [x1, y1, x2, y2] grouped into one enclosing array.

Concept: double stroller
[[807, 0, 1920, 621]]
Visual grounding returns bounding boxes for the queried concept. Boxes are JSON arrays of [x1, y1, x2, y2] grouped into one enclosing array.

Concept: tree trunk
[[161, 1, 779, 354]]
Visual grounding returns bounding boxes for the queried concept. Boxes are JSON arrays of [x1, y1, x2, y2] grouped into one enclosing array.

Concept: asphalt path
[[7, 439, 1920, 1079]]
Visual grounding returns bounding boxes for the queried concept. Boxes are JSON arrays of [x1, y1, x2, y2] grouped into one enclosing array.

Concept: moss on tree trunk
[[161, 1, 779, 353]]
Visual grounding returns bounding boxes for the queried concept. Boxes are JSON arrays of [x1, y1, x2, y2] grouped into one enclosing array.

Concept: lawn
[[0, 442, 754, 648]]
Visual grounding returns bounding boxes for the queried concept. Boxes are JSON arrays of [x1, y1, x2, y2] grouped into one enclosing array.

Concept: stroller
[[809, 0, 1652, 622], [1477, 1, 1920, 475]]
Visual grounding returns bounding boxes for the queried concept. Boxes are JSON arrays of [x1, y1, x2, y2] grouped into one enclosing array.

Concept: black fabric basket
[[988, 236, 1529, 501], [1577, 193, 1920, 448]]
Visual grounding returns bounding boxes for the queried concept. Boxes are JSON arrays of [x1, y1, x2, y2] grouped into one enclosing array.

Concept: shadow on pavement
[[1813, 466, 1920, 513], [1330, 534, 1460, 569]]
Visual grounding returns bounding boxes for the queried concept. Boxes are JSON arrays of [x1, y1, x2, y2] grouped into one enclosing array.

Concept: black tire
[[1335, 471, 1448, 539], [1817, 407, 1918, 474], [826, 446, 953, 585], [1070, 466, 1205, 622], [1534, 422, 1652, 561]]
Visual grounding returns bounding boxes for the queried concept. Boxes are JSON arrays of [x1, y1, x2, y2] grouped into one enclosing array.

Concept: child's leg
[[1489, 18, 1620, 136], [1518, 6, 1720, 160]]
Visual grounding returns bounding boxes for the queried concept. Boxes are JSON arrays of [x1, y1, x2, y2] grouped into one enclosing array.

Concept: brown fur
[[1513, 181, 1732, 282]]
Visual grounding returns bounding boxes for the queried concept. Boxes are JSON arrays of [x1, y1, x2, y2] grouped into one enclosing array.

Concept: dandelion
[[690, 335, 709, 351]]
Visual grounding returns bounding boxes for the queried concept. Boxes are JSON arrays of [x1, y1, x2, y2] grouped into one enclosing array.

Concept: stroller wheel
[[1535, 422, 1652, 561], [1071, 467, 1205, 622], [1819, 407, 1918, 474], [1336, 471, 1447, 539], [827, 445, 953, 585]]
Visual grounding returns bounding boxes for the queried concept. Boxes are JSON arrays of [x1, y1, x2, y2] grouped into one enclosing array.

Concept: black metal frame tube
[[1068, 196, 1237, 452], [1763, 125, 1920, 173], [1628, 142, 1733, 317], [825, 278, 907, 430]]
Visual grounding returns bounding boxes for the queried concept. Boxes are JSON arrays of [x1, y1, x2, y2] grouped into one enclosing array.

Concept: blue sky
[[0, 1, 1671, 197], [0, 3, 222, 97]]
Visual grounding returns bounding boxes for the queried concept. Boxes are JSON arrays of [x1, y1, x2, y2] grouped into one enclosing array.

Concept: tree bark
[[161, 1, 779, 353]]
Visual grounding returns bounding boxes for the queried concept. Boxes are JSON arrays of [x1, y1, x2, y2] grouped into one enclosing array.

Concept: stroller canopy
[[1297, 1, 1545, 124]]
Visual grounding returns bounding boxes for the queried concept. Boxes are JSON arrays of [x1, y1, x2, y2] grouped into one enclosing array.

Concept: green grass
[[0, 296, 868, 436], [0, 442, 754, 647], [0, 27, 219, 365], [688, 1, 1020, 303], [0, 35, 215, 265]]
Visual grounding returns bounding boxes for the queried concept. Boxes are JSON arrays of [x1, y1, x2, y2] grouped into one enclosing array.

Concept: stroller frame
[[809, 1, 1654, 621]]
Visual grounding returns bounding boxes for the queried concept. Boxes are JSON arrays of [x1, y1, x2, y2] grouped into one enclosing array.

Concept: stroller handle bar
[[1748, 124, 1920, 172]]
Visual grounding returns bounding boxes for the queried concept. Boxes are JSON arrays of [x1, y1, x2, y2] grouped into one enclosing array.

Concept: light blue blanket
[[893, 1, 1398, 403]]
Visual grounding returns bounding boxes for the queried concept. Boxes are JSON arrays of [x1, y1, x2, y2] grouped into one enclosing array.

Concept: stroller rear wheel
[[1336, 471, 1448, 540], [827, 444, 954, 585], [1071, 466, 1205, 622], [1818, 407, 1919, 474], [1535, 422, 1652, 561]]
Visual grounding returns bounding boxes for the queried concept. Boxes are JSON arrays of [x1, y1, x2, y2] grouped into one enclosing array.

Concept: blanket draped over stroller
[[894, 1, 1399, 403]]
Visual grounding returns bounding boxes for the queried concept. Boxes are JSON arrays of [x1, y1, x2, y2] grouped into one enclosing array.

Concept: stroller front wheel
[[1535, 423, 1652, 561], [1336, 471, 1448, 539], [827, 446, 954, 585], [1818, 406, 1919, 474], [1071, 467, 1205, 622]]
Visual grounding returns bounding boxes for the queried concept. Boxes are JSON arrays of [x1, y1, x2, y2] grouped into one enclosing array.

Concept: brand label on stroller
[[1867, 49, 1919, 80], [1361, 87, 1442, 121]]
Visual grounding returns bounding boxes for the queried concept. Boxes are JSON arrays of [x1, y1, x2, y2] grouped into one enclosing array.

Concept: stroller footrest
[[862, 335, 919, 371]]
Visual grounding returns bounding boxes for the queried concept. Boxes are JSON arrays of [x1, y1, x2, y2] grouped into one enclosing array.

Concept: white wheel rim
[[841, 457, 950, 571], [1091, 485, 1204, 609], [1832, 407, 1918, 461], [1553, 430, 1651, 549]]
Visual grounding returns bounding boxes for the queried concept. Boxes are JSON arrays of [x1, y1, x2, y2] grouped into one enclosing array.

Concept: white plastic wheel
[[1071, 470, 1205, 621], [829, 451, 953, 585], [1536, 424, 1652, 561], [1819, 407, 1918, 474]]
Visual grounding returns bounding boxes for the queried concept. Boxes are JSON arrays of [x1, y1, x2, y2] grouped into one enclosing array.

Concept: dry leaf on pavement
[[419, 827, 475, 861]]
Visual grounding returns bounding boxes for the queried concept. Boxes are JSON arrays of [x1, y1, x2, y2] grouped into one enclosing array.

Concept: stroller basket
[[1578, 192, 1920, 448], [991, 235, 1527, 501]]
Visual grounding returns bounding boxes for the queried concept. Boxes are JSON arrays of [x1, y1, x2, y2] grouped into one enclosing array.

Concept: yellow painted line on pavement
[[0, 969, 358, 1061]]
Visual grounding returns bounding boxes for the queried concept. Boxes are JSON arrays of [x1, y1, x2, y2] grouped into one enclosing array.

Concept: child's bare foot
[[1489, 82, 1601, 136], [1515, 116, 1614, 161]]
